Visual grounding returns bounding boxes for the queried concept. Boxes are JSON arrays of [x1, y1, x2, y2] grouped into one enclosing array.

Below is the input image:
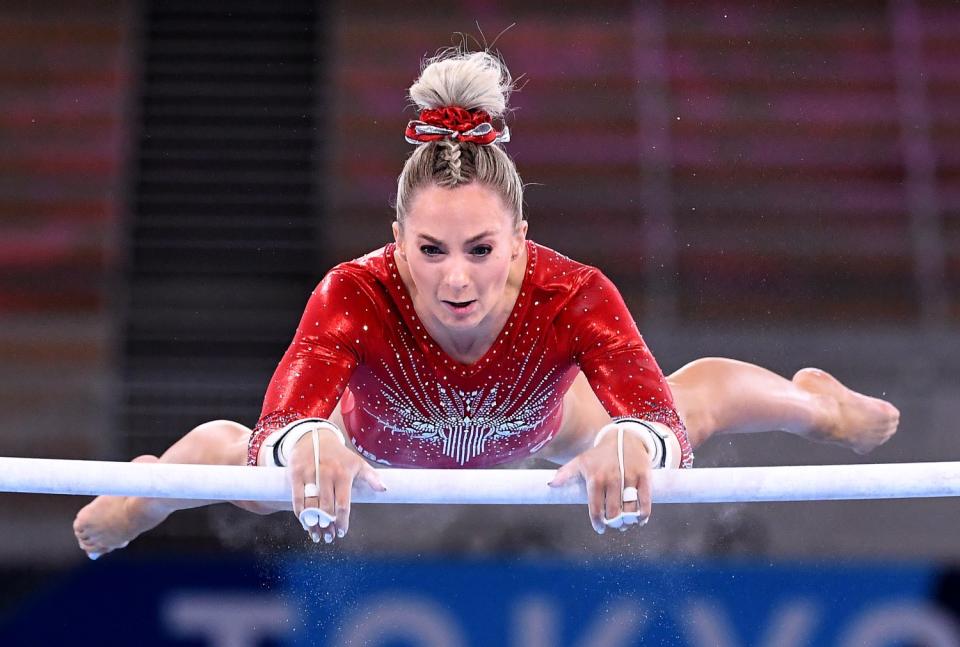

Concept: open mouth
[[442, 299, 477, 313]]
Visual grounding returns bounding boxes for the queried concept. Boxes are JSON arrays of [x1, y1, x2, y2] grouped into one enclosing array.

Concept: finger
[[315, 469, 337, 543], [586, 475, 606, 534], [358, 464, 387, 492], [293, 486, 322, 543], [299, 507, 335, 536], [295, 470, 334, 542], [623, 474, 652, 527], [622, 482, 640, 516], [291, 473, 305, 520], [548, 458, 581, 487], [302, 482, 323, 529], [333, 472, 353, 539], [603, 475, 624, 526], [620, 432, 652, 527], [621, 433, 645, 518], [619, 477, 640, 526], [637, 472, 652, 523], [316, 469, 336, 517]]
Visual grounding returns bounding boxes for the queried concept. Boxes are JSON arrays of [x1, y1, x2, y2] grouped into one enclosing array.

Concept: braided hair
[[395, 49, 524, 226]]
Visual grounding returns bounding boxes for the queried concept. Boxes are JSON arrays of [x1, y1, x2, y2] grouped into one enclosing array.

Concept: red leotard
[[247, 241, 693, 468]]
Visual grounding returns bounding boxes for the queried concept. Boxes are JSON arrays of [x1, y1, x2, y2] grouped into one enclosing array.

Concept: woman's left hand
[[548, 429, 652, 534]]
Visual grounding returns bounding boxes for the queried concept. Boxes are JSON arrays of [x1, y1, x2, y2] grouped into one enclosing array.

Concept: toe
[[886, 403, 901, 425], [79, 539, 100, 556]]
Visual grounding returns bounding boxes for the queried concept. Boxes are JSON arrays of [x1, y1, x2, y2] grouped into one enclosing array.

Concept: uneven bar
[[1, 458, 960, 506]]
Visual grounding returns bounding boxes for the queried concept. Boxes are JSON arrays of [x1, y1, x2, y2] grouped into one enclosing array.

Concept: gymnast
[[73, 48, 898, 557]]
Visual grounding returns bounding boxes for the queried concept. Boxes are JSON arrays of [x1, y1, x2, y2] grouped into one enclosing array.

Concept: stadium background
[[1, 1, 959, 644]]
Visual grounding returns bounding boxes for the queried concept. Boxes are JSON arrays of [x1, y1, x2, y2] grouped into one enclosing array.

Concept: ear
[[512, 219, 528, 257], [516, 219, 528, 240], [391, 221, 405, 259]]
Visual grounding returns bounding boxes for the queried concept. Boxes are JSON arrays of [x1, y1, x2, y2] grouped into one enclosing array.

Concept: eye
[[419, 244, 443, 256], [471, 245, 493, 257]]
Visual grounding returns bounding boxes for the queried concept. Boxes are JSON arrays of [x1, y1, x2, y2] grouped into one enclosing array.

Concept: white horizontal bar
[[1, 458, 960, 505]]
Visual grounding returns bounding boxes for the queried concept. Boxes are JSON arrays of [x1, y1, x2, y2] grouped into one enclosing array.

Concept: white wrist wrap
[[593, 418, 676, 470], [258, 418, 345, 467]]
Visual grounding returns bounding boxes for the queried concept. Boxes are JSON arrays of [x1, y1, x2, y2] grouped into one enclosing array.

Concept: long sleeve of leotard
[[559, 268, 694, 467], [246, 269, 382, 465]]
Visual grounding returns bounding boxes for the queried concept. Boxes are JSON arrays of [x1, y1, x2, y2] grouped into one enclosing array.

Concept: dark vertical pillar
[[120, 1, 324, 463]]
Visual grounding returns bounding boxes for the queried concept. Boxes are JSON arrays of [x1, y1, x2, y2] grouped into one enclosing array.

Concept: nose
[[442, 258, 470, 295]]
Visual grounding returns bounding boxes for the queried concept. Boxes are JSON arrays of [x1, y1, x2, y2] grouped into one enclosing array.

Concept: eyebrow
[[417, 231, 496, 245]]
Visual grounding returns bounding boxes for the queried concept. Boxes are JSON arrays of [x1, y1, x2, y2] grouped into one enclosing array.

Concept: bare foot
[[73, 455, 171, 559], [792, 368, 900, 454]]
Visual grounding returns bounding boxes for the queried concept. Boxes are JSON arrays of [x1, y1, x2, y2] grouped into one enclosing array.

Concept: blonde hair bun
[[395, 47, 524, 224], [409, 50, 513, 117]]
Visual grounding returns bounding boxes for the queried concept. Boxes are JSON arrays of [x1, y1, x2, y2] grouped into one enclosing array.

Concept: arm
[[247, 269, 381, 465], [549, 268, 691, 534], [564, 268, 692, 467], [247, 269, 386, 543]]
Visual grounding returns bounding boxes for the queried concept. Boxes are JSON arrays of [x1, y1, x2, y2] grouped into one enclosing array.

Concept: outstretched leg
[[73, 419, 268, 559], [666, 358, 899, 453]]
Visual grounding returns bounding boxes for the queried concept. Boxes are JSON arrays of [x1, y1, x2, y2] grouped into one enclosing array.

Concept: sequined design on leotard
[[362, 335, 563, 465], [247, 241, 693, 469]]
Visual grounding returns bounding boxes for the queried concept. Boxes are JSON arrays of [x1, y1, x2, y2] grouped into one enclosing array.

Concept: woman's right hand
[[288, 430, 386, 543]]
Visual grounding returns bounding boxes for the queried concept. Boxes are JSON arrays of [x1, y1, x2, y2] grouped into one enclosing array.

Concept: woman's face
[[393, 183, 527, 331]]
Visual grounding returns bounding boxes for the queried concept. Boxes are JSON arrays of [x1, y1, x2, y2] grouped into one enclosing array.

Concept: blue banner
[[3, 556, 959, 646]]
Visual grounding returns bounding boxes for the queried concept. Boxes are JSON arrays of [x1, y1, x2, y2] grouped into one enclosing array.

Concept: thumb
[[548, 458, 581, 487], [358, 465, 387, 492]]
